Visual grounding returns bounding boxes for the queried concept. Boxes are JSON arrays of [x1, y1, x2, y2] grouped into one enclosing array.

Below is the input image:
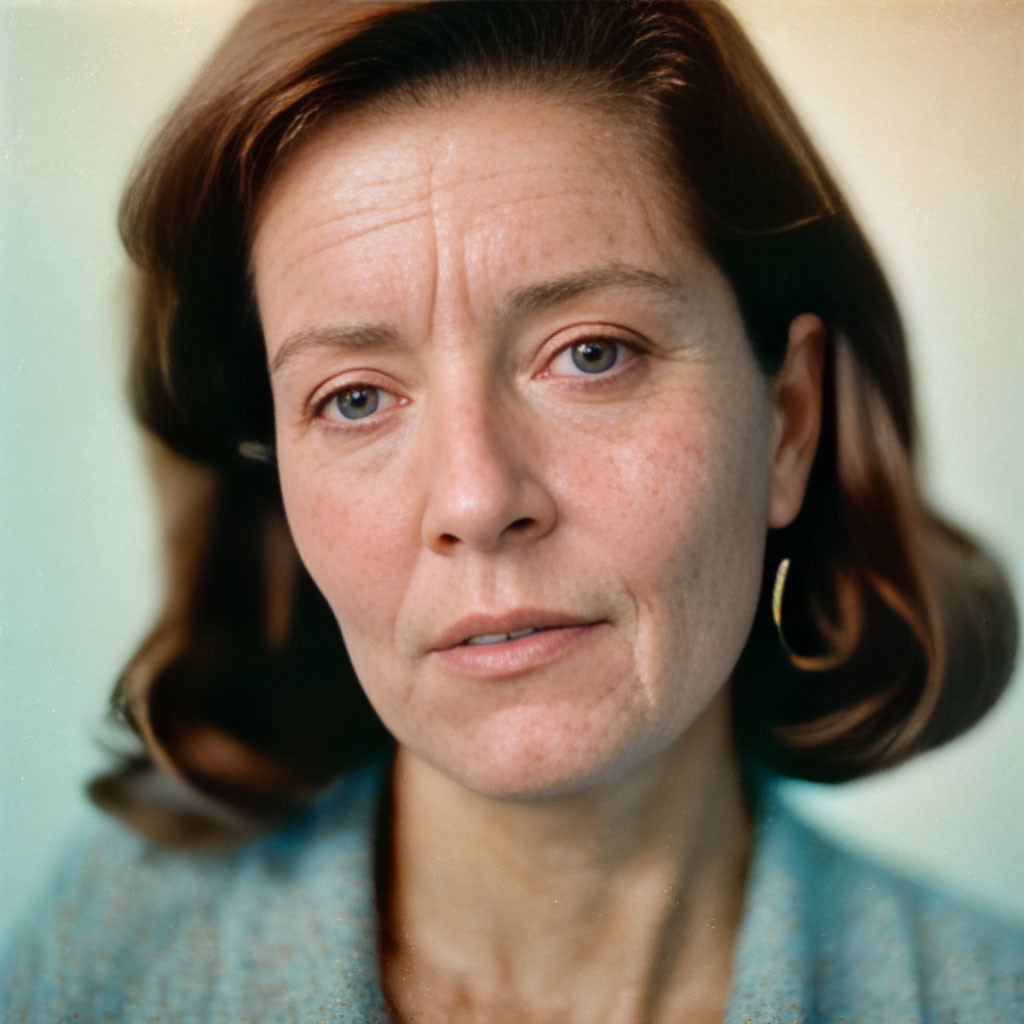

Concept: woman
[[3, 1, 1021, 1021]]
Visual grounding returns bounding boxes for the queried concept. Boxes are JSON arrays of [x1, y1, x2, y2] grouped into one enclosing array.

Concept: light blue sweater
[[3, 762, 1021, 1022]]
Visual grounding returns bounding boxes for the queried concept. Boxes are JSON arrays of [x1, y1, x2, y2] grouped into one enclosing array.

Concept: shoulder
[[1, 762, 390, 1023], [728, 784, 1024, 1023]]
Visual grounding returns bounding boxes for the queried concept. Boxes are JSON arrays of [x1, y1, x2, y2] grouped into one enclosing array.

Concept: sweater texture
[[3, 762, 1021, 1023]]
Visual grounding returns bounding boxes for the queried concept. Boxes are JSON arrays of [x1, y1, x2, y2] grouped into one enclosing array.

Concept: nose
[[419, 389, 557, 555]]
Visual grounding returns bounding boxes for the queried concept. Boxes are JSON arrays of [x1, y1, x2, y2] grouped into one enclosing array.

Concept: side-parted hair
[[91, 0, 1017, 837]]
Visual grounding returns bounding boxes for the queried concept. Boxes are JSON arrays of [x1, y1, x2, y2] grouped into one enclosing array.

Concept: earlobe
[[768, 313, 826, 529]]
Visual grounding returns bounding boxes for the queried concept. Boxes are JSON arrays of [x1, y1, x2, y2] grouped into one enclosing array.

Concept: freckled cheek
[[278, 462, 414, 639], [565, 414, 713, 560], [651, 417, 771, 656], [564, 403, 767, 611]]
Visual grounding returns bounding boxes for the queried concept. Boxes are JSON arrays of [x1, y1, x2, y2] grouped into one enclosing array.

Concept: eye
[[548, 337, 630, 377], [318, 383, 399, 423]]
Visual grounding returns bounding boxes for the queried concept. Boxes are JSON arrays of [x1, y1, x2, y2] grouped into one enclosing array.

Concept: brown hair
[[91, 0, 1017, 834]]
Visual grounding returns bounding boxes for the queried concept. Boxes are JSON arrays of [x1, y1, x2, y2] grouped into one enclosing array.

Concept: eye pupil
[[335, 386, 380, 419], [571, 340, 618, 374]]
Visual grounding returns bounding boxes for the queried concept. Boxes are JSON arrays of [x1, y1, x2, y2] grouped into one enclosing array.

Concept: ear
[[768, 313, 826, 529]]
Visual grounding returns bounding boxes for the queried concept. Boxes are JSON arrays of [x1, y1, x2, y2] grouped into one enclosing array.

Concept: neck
[[381, 693, 752, 1024]]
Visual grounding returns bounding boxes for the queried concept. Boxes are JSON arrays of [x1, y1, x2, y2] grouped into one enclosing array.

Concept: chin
[[417, 702, 667, 802]]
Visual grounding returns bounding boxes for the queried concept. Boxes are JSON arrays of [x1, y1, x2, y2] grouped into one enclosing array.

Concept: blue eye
[[549, 338, 628, 377], [315, 380, 403, 428], [330, 385, 380, 420], [570, 339, 620, 373]]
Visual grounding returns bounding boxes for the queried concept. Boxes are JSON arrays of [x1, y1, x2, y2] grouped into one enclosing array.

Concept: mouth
[[434, 611, 602, 653], [462, 626, 550, 647], [429, 612, 606, 680]]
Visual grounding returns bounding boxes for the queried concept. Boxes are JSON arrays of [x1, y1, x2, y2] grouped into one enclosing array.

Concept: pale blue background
[[2, 1, 1022, 941]]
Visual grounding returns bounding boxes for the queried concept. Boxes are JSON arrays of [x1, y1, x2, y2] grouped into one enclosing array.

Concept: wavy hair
[[90, 0, 1017, 837]]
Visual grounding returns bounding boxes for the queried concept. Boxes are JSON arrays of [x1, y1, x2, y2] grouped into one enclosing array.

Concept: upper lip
[[432, 610, 602, 652]]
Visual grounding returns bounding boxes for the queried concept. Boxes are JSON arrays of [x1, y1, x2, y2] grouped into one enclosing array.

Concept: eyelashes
[[309, 333, 644, 431]]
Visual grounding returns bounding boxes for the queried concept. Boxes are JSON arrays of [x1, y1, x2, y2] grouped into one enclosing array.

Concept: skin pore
[[253, 91, 823, 1022]]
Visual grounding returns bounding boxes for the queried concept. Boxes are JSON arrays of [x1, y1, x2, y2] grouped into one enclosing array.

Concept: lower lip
[[432, 624, 603, 680]]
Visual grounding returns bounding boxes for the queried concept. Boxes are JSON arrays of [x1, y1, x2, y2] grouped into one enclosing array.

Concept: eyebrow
[[502, 264, 685, 320], [268, 263, 685, 377], [269, 322, 403, 377]]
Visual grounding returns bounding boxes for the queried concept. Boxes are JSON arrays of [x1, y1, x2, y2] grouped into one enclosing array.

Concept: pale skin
[[253, 92, 824, 1023]]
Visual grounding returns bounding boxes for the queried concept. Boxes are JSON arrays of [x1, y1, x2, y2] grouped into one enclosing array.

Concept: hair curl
[[89, 0, 1017, 837]]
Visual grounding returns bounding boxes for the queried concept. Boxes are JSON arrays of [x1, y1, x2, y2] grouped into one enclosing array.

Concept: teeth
[[465, 627, 541, 646], [466, 633, 510, 646]]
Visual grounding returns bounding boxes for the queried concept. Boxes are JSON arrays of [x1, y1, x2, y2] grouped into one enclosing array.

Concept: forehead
[[251, 91, 701, 341]]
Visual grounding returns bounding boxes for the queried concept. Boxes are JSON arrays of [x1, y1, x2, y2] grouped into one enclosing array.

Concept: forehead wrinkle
[[430, 158, 540, 193], [462, 183, 616, 221], [420, 133, 444, 350], [271, 140, 539, 262], [268, 200, 434, 284], [257, 152, 439, 282], [424, 178, 673, 333]]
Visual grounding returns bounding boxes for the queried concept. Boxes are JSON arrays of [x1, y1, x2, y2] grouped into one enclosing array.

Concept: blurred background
[[1, 1, 1022, 941]]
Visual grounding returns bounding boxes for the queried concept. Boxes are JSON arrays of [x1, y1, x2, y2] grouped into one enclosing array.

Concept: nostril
[[433, 517, 535, 551], [422, 467, 557, 552]]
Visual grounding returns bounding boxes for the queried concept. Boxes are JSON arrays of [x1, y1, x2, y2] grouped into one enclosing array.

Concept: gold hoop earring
[[771, 557, 845, 671]]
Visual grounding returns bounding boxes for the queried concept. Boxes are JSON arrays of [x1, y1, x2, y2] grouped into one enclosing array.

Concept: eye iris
[[570, 339, 618, 374], [335, 386, 380, 420]]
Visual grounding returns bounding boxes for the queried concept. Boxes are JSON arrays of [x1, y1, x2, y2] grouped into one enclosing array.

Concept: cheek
[[576, 393, 769, 570], [277, 452, 413, 641], [574, 384, 773, 671]]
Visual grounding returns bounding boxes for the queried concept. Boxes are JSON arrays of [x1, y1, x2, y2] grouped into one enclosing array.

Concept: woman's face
[[254, 92, 813, 799]]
